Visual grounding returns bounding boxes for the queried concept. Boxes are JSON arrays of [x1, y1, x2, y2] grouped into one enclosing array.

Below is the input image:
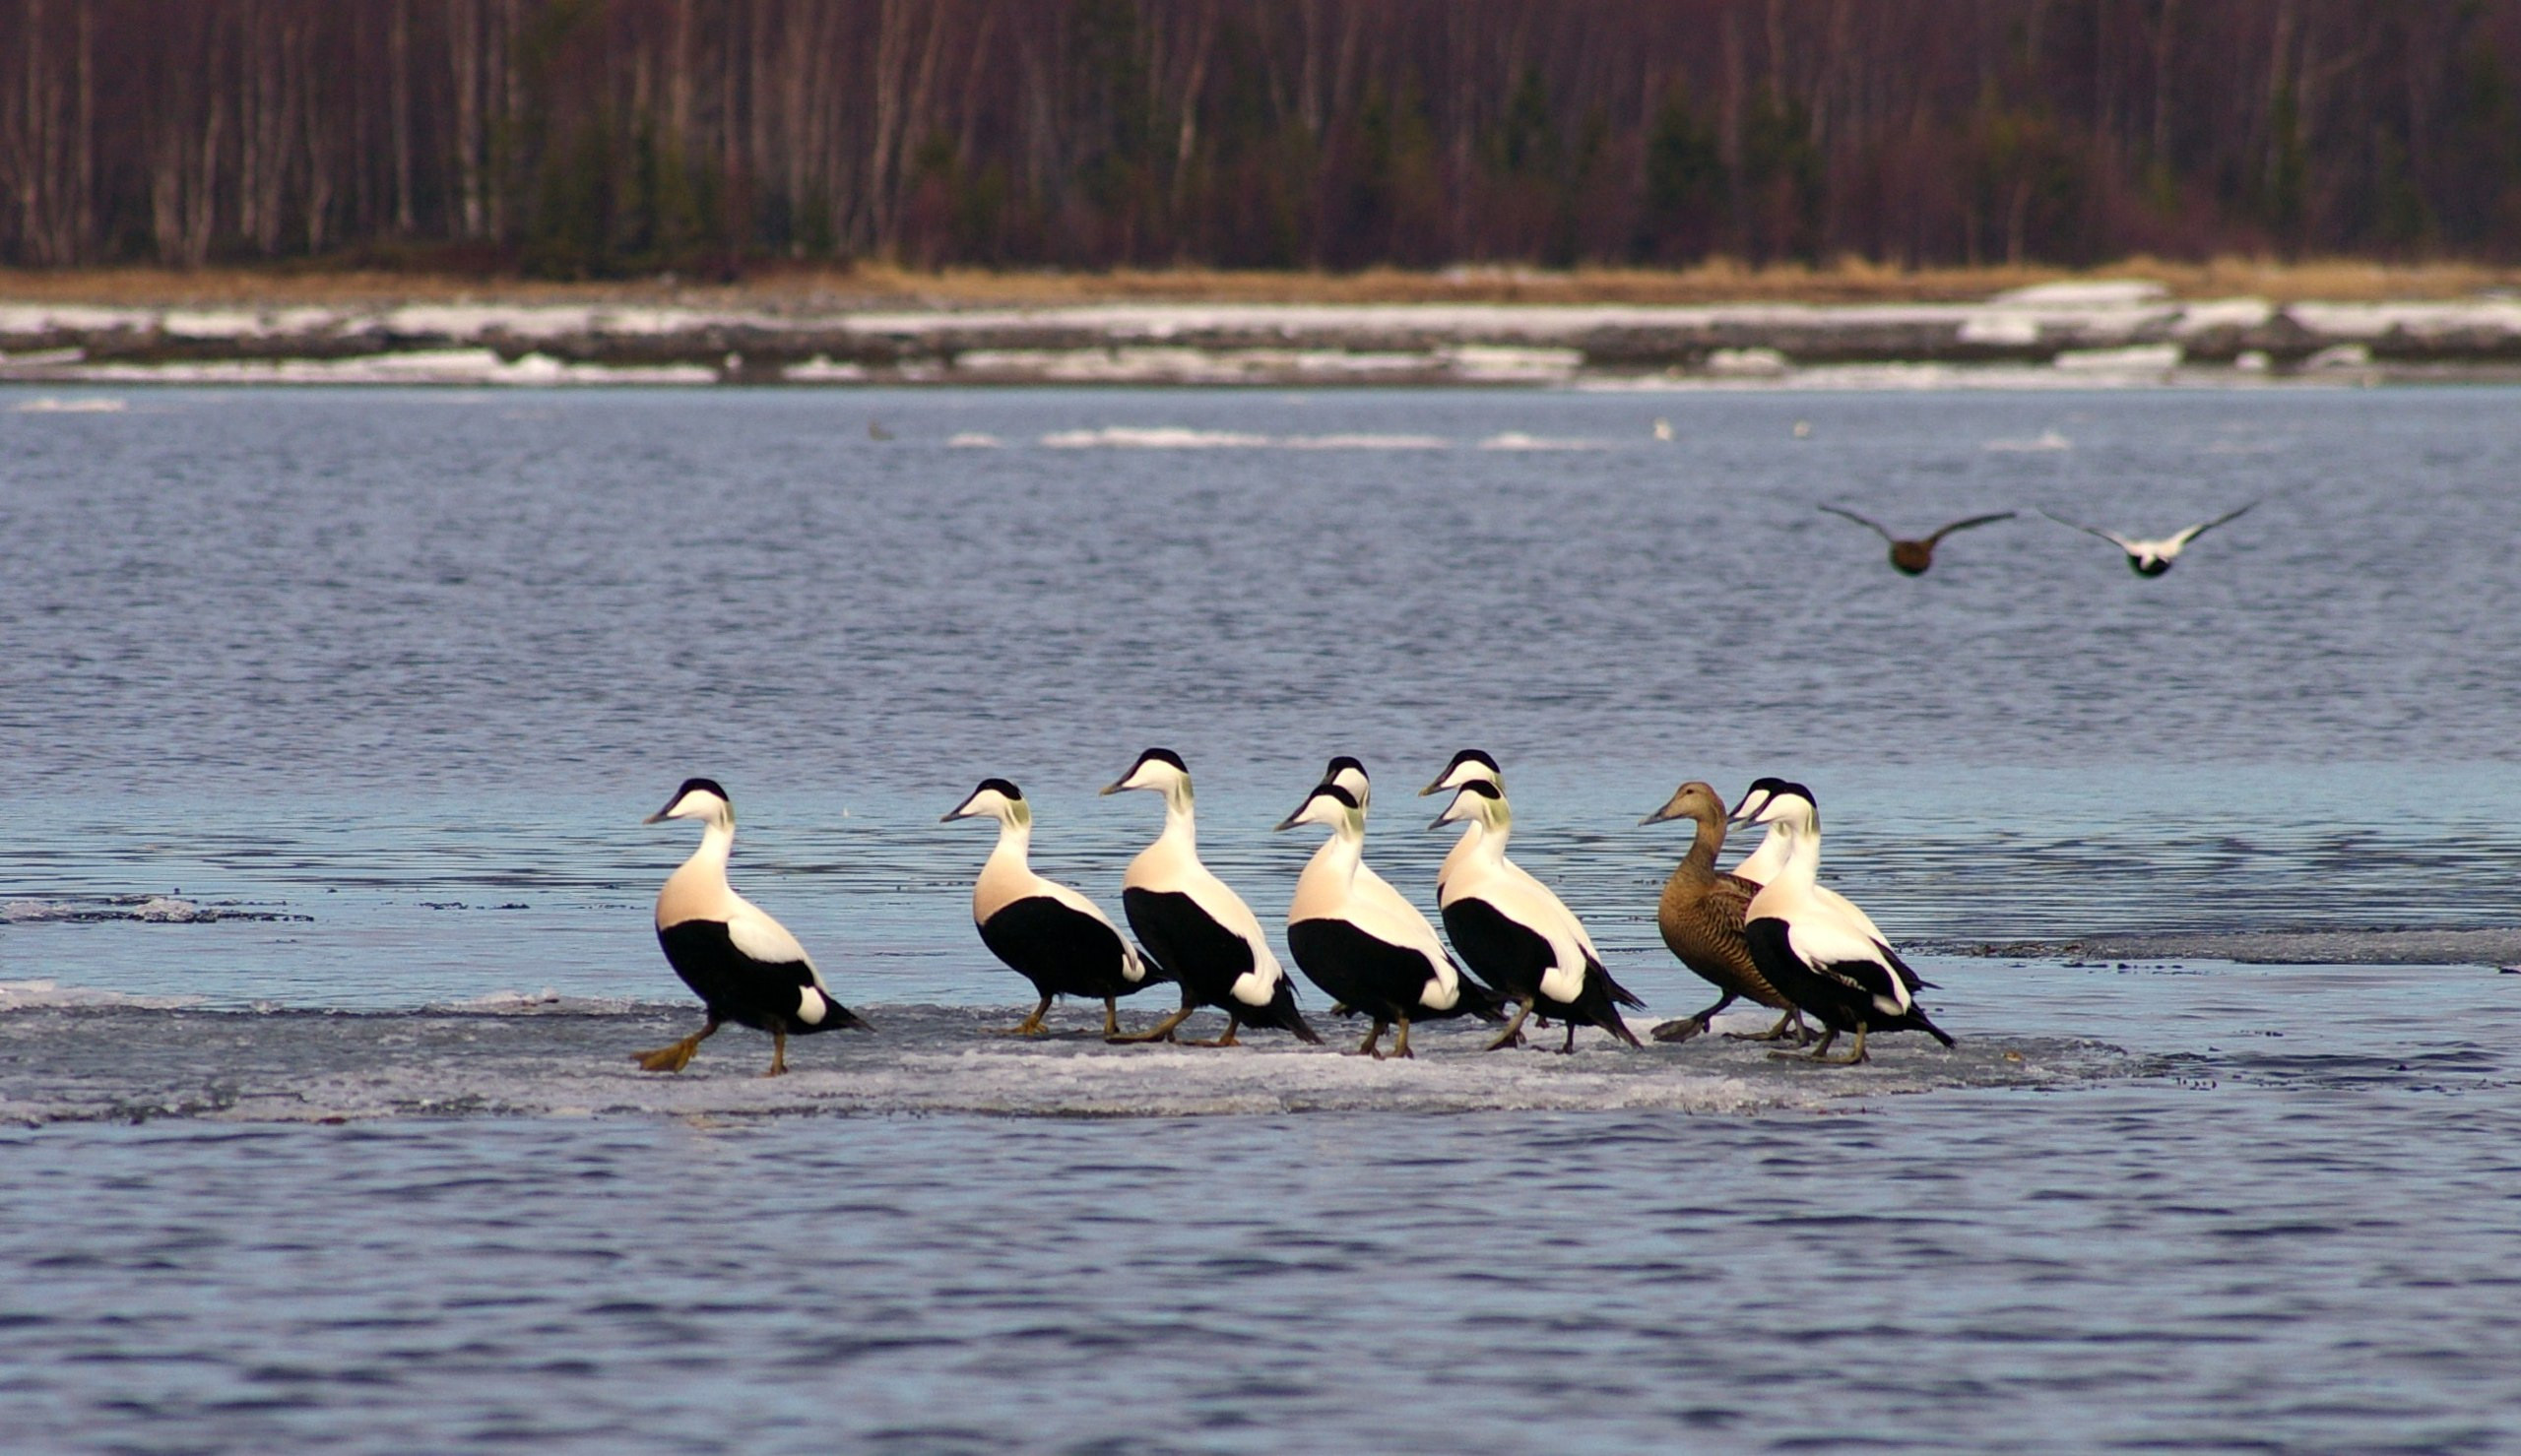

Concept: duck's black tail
[[1904, 1007, 1956, 1048]]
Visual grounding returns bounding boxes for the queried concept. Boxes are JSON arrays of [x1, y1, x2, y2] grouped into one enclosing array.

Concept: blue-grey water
[[3, 385, 2519, 1452]]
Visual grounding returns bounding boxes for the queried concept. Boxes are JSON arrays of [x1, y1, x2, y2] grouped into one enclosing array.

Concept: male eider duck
[[1729, 777, 1907, 976], [1102, 749, 1319, 1047], [1417, 749, 1504, 897], [1433, 780, 1643, 1052], [1639, 781, 1807, 1045], [1278, 782, 1503, 1058], [1818, 505, 2016, 576], [636, 779, 869, 1076], [1318, 757, 1428, 933], [944, 779, 1158, 1038], [2037, 500, 2259, 576], [1735, 784, 1953, 1065]]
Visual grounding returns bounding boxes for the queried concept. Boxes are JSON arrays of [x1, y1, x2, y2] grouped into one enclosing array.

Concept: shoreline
[[7, 272, 2521, 388]]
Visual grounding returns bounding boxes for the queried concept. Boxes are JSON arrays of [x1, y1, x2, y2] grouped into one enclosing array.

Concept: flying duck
[[1639, 780, 1807, 1045], [1735, 784, 1953, 1065], [636, 778, 868, 1076], [1418, 749, 1504, 897], [943, 779, 1159, 1038], [1278, 782, 1504, 1058], [1102, 749, 1319, 1047], [1817, 504, 2016, 576], [1433, 781, 1643, 1052], [2037, 500, 2260, 576]]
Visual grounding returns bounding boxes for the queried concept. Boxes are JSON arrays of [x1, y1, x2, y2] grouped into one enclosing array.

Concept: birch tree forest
[[2, 0, 2518, 274]]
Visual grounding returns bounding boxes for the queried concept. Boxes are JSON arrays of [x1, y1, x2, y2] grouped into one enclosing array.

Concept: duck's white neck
[[985, 813, 1034, 871], [682, 815, 736, 883], [1309, 818, 1363, 886], [1732, 822, 1787, 883], [1151, 786, 1197, 855], [1774, 817, 1822, 891]]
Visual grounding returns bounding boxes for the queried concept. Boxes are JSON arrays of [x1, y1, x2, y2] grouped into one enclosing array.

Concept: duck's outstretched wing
[[1923, 511, 2016, 546], [2170, 499, 2262, 548], [1817, 504, 1897, 541], [2036, 507, 2136, 552]]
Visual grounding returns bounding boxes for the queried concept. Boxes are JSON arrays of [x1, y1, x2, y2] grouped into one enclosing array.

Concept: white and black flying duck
[[1433, 780, 1643, 1052], [1417, 748, 1504, 897], [2037, 499, 2260, 576], [1735, 783, 1952, 1065], [636, 778, 868, 1076], [1818, 504, 2016, 576], [1278, 782, 1504, 1058], [1102, 749, 1318, 1047], [1639, 780, 1808, 1045], [944, 778, 1158, 1038]]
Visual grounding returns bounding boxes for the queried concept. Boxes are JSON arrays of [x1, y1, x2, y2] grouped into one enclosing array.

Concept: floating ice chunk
[[1040, 426, 1271, 449], [8, 395, 123, 412], [1477, 431, 1605, 451], [1983, 429, 2074, 452], [1278, 433, 1450, 450], [945, 431, 1003, 448], [0, 980, 202, 1010], [2303, 343, 2373, 370], [132, 897, 207, 922]]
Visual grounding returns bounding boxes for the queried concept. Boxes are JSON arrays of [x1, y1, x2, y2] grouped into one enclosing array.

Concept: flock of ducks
[[1821, 499, 2261, 576], [635, 752, 1952, 1077]]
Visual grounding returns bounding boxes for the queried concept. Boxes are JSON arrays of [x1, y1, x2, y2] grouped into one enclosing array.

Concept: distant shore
[[7, 261, 2520, 388]]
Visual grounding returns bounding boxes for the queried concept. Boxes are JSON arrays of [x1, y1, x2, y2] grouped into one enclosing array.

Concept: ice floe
[[0, 1001, 2119, 1125]]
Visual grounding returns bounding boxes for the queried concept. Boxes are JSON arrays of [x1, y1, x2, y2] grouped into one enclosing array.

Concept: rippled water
[[4, 385, 2520, 1451]]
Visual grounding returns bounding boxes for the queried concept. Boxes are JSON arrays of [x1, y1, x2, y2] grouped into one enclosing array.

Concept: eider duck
[[1818, 504, 2016, 576], [1639, 780, 1807, 1045], [636, 778, 869, 1076], [1277, 782, 1504, 1058], [1102, 749, 1319, 1047], [1735, 784, 1953, 1065], [1433, 780, 1643, 1052], [1318, 756, 1426, 931], [1729, 777, 1906, 969], [943, 778, 1158, 1038], [2037, 500, 2259, 576], [1417, 749, 1504, 897]]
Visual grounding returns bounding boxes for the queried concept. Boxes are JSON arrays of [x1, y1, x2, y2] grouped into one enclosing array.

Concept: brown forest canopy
[[2, 0, 2518, 275]]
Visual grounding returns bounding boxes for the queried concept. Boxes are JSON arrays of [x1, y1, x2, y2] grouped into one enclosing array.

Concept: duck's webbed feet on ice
[[1815, 1024, 1870, 1064], [1484, 995, 1536, 1051], [1653, 992, 1734, 1044], [1349, 1018, 1390, 1059], [1772, 1028, 1837, 1063], [992, 993, 1056, 1038], [1108, 999, 1194, 1045], [1185, 1014, 1245, 1048], [1100, 997, 1121, 1039], [1390, 1016, 1416, 1059], [632, 1015, 720, 1073], [1726, 1008, 1809, 1044], [763, 1027, 789, 1077]]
